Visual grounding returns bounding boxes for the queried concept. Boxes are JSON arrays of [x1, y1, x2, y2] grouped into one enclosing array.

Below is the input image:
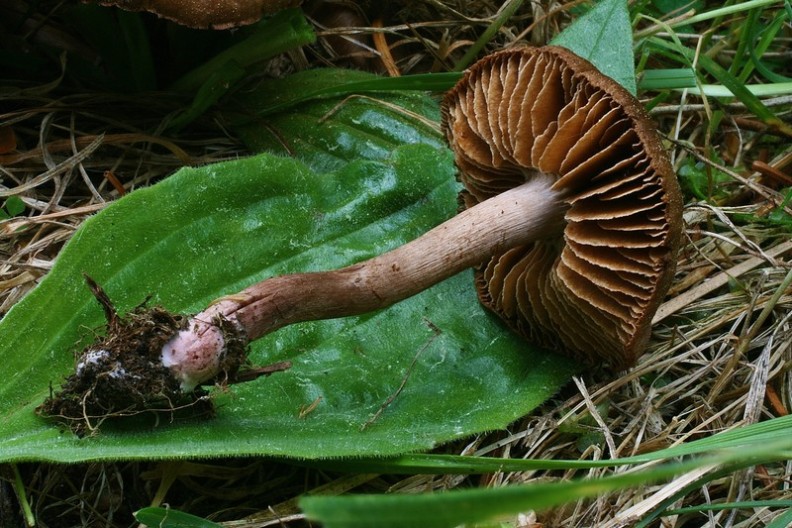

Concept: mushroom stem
[[162, 176, 564, 390]]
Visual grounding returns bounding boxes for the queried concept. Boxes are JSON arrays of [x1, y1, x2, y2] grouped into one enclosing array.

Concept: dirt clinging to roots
[[36, 276, 249, 435]]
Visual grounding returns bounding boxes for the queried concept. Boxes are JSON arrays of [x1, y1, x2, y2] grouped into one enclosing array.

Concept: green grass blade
[[11, 464, 35, 528], [59, 5, 156, 92], [766, 507, 792, 528], [171, 9, 315, 92], [135, 507, 222, 528], [167, 61, 247, 131], [639, 68, 697, 90], [648, 37, 792, 135], [301, 438, 792, 528], [453, 0, 526, 71], [729, 5, 758, 80], [748, 10, 792, 83], [117, 10, 156, 92], [688, 82, 792, 97], [300, 449, 789, 528], [670, 0, 784, 27], [301, 414, 792, 474]]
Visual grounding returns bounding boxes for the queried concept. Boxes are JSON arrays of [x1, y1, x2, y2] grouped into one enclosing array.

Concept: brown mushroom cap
[[442, 46, 683, 369], [92, 0, 302, 29]]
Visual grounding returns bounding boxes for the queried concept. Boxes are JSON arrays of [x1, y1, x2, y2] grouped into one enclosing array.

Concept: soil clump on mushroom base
[[36, 277, 249, 436]]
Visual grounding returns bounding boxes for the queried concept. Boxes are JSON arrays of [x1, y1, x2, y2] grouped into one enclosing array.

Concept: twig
[[0, 134, 103, 197], [574, 377, 617, 459], [83, 274, 118, 327], [0, 203, 105, 234], [372, 19, 400, 77]]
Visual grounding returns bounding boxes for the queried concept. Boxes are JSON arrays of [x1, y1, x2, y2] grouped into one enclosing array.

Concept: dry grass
[[2, 0, 792, 527]]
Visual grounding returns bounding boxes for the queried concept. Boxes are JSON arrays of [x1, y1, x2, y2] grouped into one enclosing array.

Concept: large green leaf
[[0, 141, 573, 463], [551, 0, 636, 94]]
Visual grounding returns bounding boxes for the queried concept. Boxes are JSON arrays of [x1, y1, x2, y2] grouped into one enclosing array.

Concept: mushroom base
[[36, 280, 251, 436]]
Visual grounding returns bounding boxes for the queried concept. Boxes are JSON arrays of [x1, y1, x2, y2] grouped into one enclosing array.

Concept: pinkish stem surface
[[162, 177, 564, 390]]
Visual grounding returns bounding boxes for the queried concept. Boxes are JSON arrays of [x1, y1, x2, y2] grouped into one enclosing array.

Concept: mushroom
[[40, 46, 683, 427], [164, 45, 682, 391], [89, 0, 303, 29], [444, 46, 684, 368]]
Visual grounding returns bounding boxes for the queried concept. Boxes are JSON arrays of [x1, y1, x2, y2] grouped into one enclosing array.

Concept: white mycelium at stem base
[[160, 176, 565, 391], [160, 308, 237, 391]]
